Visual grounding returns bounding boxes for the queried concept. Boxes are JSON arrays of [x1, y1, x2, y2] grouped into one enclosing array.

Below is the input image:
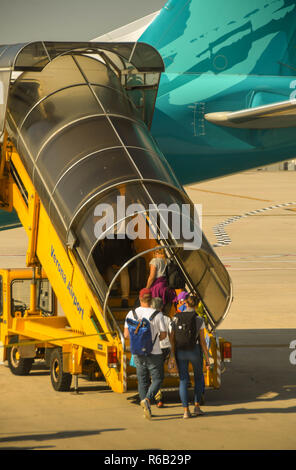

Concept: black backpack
[[166, 261, 185, 289], [174, 311, 202, 350]]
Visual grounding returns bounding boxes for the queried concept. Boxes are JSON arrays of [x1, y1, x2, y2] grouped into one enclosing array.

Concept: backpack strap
[[195, 315, 204, 334], [132, 308, 138, 320], [149, 309, 160, 322], [151, 335, 158, 348], [131, 309, 142, 334], [149, 310, 161, 348]]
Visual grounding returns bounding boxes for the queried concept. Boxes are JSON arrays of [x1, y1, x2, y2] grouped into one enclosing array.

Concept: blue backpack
[[127, 309, 160, 356]]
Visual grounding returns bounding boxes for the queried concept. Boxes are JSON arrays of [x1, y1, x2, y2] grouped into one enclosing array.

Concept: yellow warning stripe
[[123, 354, 127, 392]]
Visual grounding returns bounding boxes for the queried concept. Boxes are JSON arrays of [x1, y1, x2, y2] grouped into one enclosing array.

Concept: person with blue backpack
[[124, 287, 167, 420]]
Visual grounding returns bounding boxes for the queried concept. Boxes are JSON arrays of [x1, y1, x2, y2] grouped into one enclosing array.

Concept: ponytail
[[186, 294, 199, 308]]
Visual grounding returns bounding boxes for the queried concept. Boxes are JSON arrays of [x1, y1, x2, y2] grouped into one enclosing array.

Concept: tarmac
[[0, 170, 295, 451]]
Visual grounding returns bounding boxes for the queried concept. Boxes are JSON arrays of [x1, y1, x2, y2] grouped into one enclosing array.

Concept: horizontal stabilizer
[[92, 11, 159, 42], [205, 99, 296, 129]]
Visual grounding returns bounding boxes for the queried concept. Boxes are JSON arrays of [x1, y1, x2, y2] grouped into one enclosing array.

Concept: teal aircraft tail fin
[[140, 0, 296, 77]]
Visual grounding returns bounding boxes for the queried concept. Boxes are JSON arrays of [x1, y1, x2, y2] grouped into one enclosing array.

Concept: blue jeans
[[134, 354, 164, 402], [176, 344, 204, 407]]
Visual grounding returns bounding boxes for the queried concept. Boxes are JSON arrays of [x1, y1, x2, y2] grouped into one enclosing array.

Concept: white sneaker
[[140, 398, 152, 420]]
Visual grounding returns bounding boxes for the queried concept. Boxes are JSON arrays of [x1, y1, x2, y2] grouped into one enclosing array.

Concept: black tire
[[7, 337, 34, 376], [50, 348, 72, 392]]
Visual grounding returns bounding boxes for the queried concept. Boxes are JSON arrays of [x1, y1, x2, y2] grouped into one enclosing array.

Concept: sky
[[0, 0, 165, 44]]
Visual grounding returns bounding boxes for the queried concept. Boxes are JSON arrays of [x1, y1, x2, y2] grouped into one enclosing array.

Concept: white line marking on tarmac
[[213, 201, 296, 247]]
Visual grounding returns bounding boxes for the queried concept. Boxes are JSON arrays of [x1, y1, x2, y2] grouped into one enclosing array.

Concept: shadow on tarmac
[[0, 428, 125, 447], [0, 445, 55, 450], [149, 405, 296, 421], [212, 328, 296, 405], [128, 328, 296, 419], [28, 363, 113, 392]]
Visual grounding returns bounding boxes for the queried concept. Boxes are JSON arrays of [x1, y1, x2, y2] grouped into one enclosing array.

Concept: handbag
[[167, 354, 178, 375]]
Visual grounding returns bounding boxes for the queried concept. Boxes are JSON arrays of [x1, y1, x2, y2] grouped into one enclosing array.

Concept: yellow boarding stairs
[[0, 41, 232, 397]]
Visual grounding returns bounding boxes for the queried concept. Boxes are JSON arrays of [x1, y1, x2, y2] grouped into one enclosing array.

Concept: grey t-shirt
[[149, 257, 167, 278]]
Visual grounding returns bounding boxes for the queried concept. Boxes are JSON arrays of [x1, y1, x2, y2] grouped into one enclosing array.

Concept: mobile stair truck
[[0, 41, 232, 395]]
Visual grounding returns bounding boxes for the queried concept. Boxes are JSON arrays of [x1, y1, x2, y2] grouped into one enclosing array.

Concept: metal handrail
[[103, 243, 187, 322]]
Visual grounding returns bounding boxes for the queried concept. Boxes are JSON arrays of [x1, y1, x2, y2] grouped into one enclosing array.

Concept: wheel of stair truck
[[50, 348, 72, 392], [7, 336, 34, 376]]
